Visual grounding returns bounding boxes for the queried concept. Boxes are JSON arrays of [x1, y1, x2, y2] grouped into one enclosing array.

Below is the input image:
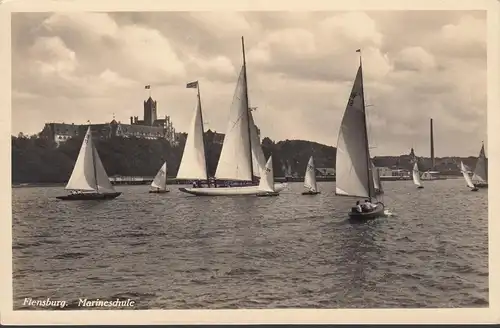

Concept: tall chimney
[[430, 118, 434, 169]]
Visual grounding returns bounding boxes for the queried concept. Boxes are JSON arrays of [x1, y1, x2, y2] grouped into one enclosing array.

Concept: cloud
[[11, 10, 487, 157]]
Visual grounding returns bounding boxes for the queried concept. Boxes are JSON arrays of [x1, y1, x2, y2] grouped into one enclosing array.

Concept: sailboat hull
[[474, 183, 488, 188], [179, 183, 287, 196], [56, 192, 122, 201], [149, 190, 170, 194], [417, 186, 424, 189], [301, 191, 321, 195], [348, 202, 385, 220], [256, 191, 280, 197]]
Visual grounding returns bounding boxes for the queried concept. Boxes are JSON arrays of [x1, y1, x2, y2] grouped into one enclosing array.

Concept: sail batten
[[304, 156, 318, 192], [335, 64, 375, 199]]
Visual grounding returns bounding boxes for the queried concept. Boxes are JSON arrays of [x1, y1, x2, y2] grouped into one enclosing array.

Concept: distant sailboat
[[412, 162, 424, 189], [461, 161, 479, 192], [302, 156, 320, 195], [179, 37, 286, 196], [372, 161, 384, 195], [472, 143, 488, 188], [335, 50, 385, 220], [256, 155, 280, 197], [149, 162, 169, 193], [56, 125, 121, 201]]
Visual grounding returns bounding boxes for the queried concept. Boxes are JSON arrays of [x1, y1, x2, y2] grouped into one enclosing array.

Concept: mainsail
[[335, 63, 375, 198], [472, 143, 487, 184], [151, 162, 168, 190], [176, 90, 208, 181], [258, 155, 275, 192], [215, 38, 253, 181], [461, 161, 476, 189], [304, 156, 318, 192], [65, 126, 115, 193], [412, 162, 423, 187]]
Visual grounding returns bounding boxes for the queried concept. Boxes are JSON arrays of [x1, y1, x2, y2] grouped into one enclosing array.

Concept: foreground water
[[12, 179, 488, 309]]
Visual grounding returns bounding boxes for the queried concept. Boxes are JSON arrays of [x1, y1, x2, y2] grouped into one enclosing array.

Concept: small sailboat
[[149, 162, 169, 193], [178, 36, 286, 196], [56, 126, 121, 200], [256, 155, 280, 197], [472, 142, 488, 188], [412, 162, 424, 189], [335, 50, 385, 220], [461, 161, 479, 191], [302, 156, 320, 195], [372, 161, 384, 195]]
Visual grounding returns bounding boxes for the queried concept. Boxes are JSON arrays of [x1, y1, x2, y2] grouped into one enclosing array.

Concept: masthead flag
[[186, 81, 199, 89], [356, 49, 361, 53], [145, 85, 151, 89]]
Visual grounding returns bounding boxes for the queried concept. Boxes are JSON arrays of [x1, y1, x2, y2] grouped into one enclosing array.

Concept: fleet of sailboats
[[53, 40, 487, 220]]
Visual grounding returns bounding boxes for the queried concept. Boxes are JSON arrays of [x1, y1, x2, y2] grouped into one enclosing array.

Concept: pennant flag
[[356, 49, 361, 53], [145, 85, 151, 89], [186, 81, 198, 89]]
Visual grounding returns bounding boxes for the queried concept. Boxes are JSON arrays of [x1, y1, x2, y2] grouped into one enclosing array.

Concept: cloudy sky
[[11, 10, 487, 156]]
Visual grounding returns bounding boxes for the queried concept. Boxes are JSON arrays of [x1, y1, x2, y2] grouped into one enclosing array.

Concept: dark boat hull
[[56, 192, 122, 201], [149, 190, 170, 194], [474, 183, 488, 189], [470, 187, 479, 191], [348, 202, 385, 220], [417, 186, 424, 189], [256, 192, 280, 197], [302, 191, 321, 195]]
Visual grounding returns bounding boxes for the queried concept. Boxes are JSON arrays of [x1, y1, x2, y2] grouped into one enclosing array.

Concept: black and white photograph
[[2, 0, 499, 325]]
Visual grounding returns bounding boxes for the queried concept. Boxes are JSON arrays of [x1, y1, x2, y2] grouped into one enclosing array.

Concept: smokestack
[[430, 118, 434, 169]]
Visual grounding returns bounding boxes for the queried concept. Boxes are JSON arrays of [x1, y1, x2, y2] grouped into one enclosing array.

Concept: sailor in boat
[[361, 199, 377, 212], [354, 201, 363, 213]]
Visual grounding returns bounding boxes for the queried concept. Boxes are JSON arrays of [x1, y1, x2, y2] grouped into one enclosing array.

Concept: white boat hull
[[179, 183, 287, 196]]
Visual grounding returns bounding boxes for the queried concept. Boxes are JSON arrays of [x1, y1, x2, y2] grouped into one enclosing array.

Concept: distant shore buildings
[[40, 97, 180, 146]]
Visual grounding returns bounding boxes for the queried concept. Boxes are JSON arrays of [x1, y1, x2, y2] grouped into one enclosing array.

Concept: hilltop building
[[40, 96, 179, 146]]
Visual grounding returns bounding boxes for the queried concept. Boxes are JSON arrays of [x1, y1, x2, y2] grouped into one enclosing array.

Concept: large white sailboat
[[302, 156, 320, 195], [472, 142, 488, 188], [460, 161, 479, 192], [149, 161, 169, 193], [335, 50, 385, 220], [56, 125, 121, 200], [179, 37, 286, 196]]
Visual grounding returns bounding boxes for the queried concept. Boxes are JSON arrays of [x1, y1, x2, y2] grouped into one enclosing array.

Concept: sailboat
[[178, 36, 286, 196], [149, 161, 169, 193], [372, 161, 384, 195], [461, 161, 479, 191], [412, 162, 424, 189], [472, 142, 488, 188], [56, 125, 121, 200], [256, 155, 280, 197], [335, 50, 385, 220], [302, 156, 320, 195]]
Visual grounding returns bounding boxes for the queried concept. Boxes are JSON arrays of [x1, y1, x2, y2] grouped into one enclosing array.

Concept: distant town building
[[315, 167, 336, 177], [40, 96, 179, 146]]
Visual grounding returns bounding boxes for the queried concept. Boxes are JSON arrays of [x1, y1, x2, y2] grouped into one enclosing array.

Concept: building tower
[[143, 97, 158, 126]]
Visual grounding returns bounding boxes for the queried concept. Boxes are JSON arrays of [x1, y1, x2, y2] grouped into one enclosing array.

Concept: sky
[[11, 10, 487, 157]]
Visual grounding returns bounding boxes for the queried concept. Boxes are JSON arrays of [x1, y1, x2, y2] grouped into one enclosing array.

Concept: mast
[[241, 36, 255, 183], [88, 123, 98, 193], [196, 83, 210, 185], [357, 49, 373, 200]]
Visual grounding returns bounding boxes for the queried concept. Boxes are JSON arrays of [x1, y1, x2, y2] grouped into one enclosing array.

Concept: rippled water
[[12, 179, 488, 309]]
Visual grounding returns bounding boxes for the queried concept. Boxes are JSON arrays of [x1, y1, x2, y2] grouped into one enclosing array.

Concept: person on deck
[[364, 199, 377, 211], [355, 201, 363, 213]]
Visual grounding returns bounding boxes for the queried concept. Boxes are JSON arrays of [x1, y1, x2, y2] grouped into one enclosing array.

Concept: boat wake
[[383, 209, 395, 217]]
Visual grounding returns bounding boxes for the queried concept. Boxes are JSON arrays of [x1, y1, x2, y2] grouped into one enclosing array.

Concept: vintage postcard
[[1, 0, 499, 325]]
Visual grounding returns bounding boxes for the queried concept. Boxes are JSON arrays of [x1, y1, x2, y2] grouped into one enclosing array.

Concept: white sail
[[215, 66, 253, 181], [461, 161, 476, 189], [372, 161, 383, 192], [304, 156, 318, 192], [65, 126, 115, 193], [472, 144, 487, 183], [176, 97, 208, 180], [412, 162, 423, 187], [335, 65, 375, 198], [249, 110, 266, 178], [151, 162, 167, 190], [258, 155, 275, 192]]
